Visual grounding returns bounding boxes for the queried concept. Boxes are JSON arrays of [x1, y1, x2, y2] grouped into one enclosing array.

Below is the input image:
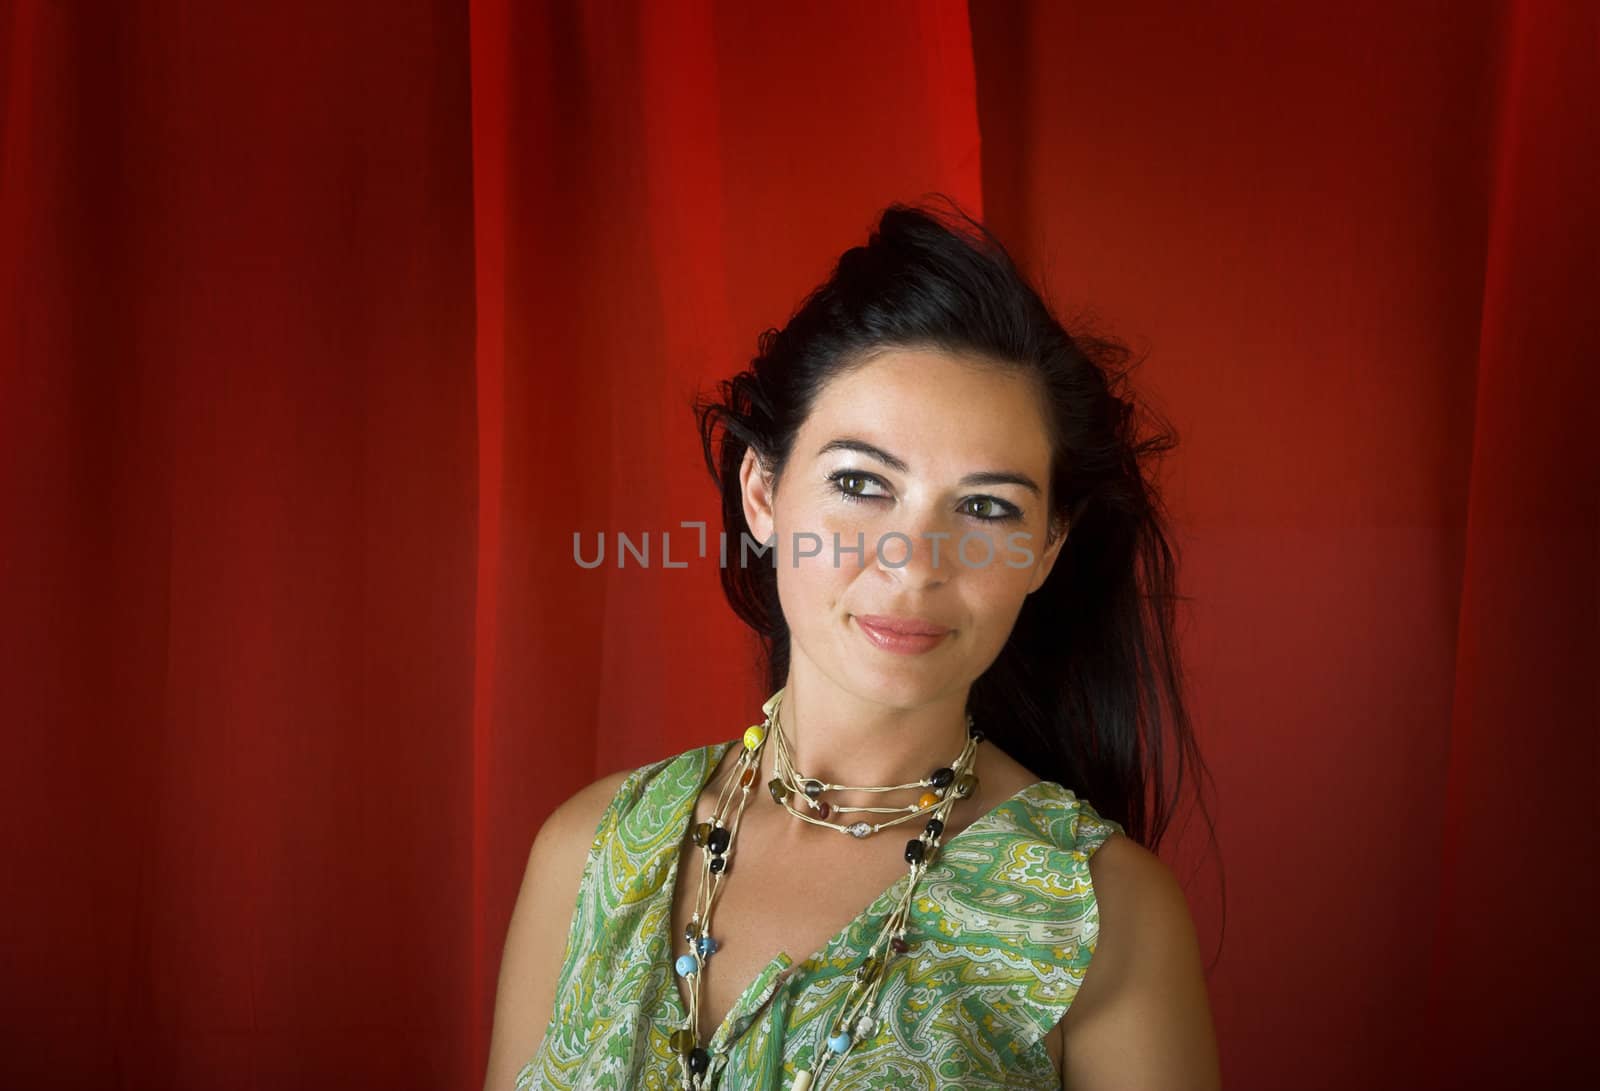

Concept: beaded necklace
[[671, 689, 983, 1091], [768, 709, 980, 837]]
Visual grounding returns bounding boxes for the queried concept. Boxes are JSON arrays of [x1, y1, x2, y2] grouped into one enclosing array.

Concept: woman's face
[[739, 347, 1067, 712]]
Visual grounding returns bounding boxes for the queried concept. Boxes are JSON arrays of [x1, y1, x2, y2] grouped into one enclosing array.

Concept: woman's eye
[[953, 495, 1017, 521], [828, 471, 1019, 522], [961, 496, 1020, 522], [831, 471, 887, 500]]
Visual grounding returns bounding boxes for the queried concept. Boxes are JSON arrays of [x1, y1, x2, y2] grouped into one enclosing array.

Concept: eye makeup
[[822, 468, 1025, 524]]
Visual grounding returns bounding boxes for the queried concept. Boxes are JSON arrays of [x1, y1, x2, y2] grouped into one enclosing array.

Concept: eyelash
[[824, 469, 1025, 524]]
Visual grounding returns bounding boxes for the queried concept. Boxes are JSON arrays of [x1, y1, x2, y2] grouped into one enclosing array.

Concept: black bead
[[709, 854, 728, 874], [924, 817, 945, 839], [929, 767, 955, 788], [688, 1047, 710, 1074], [904, 838, 926, 865], [706, 826, 731, 855], [802, 779, 825, 799], [971, 728, 985, 743]]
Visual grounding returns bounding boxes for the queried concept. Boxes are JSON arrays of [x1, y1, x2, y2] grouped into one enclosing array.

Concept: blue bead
[[675, 954, 698, 977], [697, 935, 719, 958], [827, 1032, 851, 1054]]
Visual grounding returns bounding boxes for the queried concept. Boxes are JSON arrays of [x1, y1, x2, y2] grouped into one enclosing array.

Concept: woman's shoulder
[[966, 774, 1127, 863], [1028, 782, 1125, 848], [485, 740, 732, 1091], [530, 768, 632, 861], [962, 742, 1125, 856], [914, 779, 1123, 958], [1076, 826, 1189, 978], [994, 784, 1174, 950], [534, 738, 734, 861], [1057, 823, 1220, 1086]]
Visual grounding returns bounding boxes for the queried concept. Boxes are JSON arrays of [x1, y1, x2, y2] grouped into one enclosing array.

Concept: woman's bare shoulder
[[481, 767, 634, 1091], [536, 767, 636, 859], [514, 764, 639, 945], [1076, 832, 1198, 1001], [1084, 834, 1191, 933], [1057, 832, 1221, 1089]]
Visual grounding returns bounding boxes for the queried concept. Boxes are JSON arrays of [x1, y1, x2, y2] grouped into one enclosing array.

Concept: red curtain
[[2, 2, 1593, 1089]]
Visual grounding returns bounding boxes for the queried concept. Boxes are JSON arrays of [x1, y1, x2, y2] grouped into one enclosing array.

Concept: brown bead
[[816, 800, 832, 820], [768, 778, 787, 805], [890, 936, 910, 954], [954, 774, 978, 799], [740, 767, 756, 788], [670, 1029, 695, 1055], [690, 822, 711, 846]]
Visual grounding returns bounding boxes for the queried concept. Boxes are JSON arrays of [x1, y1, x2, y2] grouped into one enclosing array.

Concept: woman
[[484, 200, 1221, 1090]]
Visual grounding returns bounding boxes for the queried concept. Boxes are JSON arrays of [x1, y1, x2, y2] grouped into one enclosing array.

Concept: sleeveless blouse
[[516, 737, 1125, 1090]]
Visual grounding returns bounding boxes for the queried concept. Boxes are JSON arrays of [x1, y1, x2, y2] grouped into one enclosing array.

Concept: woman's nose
[[872, 508, 956, 587]]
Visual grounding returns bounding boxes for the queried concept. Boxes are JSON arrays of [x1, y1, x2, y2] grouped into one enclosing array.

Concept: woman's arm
[[1058, 835, 1221, 1090], [482, 770, 632, 1091]]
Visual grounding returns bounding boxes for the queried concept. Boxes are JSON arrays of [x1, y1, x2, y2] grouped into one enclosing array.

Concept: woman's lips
[[853, 615, 951, 655]]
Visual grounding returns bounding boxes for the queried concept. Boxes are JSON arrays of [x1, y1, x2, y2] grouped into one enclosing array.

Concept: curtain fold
[[1, 2, 1592, 1088], [1422, 1, 1598, 1084]]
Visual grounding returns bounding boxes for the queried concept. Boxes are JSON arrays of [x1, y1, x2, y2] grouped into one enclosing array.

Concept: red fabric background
[[2, 2, 1593, 1089]]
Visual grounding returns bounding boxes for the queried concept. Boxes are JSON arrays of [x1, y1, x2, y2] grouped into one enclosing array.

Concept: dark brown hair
[[694, 196, 1212, 853]]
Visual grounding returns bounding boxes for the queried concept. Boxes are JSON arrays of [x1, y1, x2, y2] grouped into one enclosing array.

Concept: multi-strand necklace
[[671, 689, 984, 1091], [767, 708, 980, 838]]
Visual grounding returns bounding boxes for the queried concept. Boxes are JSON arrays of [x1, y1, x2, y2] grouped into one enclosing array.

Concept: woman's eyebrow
[[816, 437, 1041, 496]]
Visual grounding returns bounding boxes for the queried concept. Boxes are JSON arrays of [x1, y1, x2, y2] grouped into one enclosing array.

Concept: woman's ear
[[1027, 514, 1069, 594], [739, 447, 776, 544]]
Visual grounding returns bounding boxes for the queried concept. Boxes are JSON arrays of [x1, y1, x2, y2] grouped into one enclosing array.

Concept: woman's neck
[[765, 665, 973, 810]]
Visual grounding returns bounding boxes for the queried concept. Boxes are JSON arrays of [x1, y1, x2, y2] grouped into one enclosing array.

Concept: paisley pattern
[[516, 738, 1125, 1091]]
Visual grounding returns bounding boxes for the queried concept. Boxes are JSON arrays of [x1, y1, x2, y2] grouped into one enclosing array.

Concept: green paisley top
[[516, 736, 1125, 1091]]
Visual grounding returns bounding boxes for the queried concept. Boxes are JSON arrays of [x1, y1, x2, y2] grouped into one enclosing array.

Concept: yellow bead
[[743, 724, 767, 750], [917, 791, 940, 809]]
